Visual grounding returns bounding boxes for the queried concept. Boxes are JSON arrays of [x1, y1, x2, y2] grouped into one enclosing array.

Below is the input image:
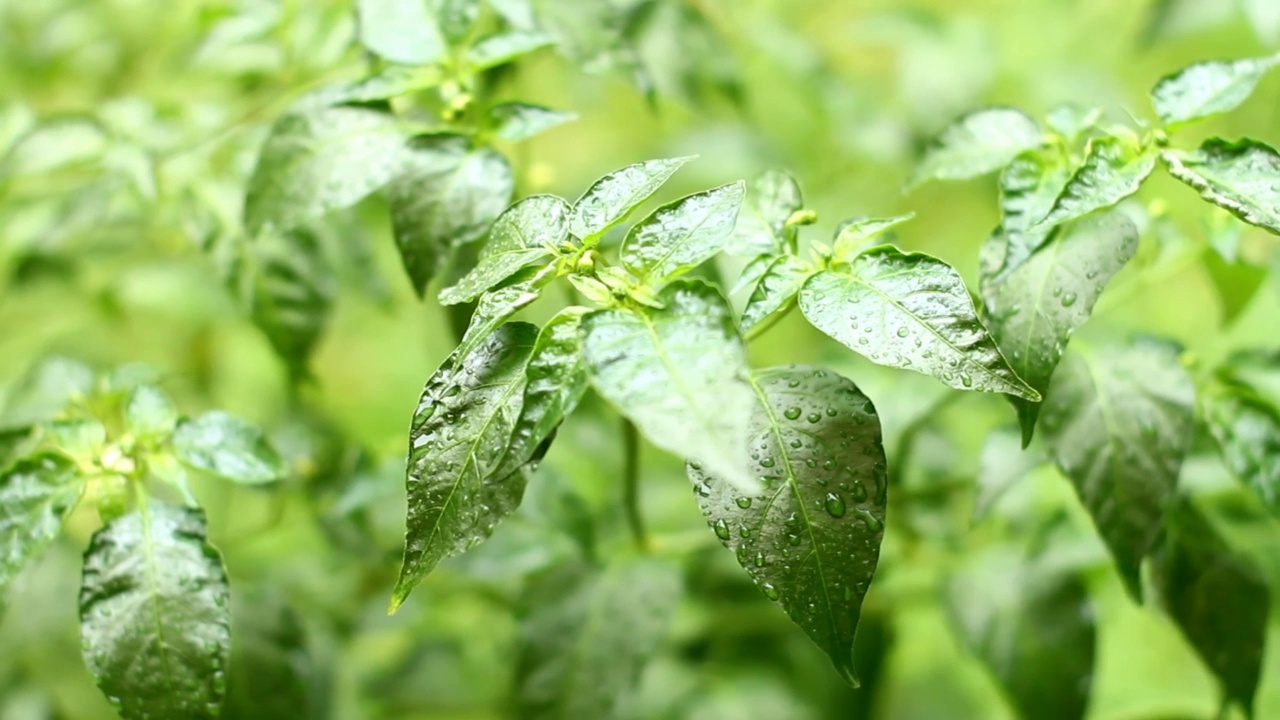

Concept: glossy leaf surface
[[1163, 138, 1280, 235], [440, 194, 566, 305], [727, 170, 804, 255], [1151, 55, 1279, 126], [173, 411, 285, 485], [621, 181, 744, 287], [568, 157, 691, 241], [739, 255, 812, 336], [1033, 137, 1156, 230], [0, 453, 80, 599]]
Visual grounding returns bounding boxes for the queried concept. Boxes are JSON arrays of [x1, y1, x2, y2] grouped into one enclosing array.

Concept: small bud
[[785, 209, 818, 228]]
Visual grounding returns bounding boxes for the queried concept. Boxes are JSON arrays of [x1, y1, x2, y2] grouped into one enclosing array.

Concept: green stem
[[621, 418, 649, 552]]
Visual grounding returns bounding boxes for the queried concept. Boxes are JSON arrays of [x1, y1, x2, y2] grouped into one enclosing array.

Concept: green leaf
[[687, 365, 886, 684], [1150, 55, 1280, 127], [581, 279, 758, 493], [620, 180, 745, 287], [982, 150, 1074, 285], [1243, 0, 1280, 43], [1203, 244, 1268, 324], [435, 0, 480, 44], [223, 593, 322, 720], [390, 323, 538, 612], [1038, 341, 1195, 598], [1163, 138, 1280, 235], [455, 280, 543, 361], [726, 170, 804, 255], [946, 547, 1096, 720], [514, 557, 681, 720], [0, 356, 94, 430], [124, 385, 177, 441], [439, 194, 567, 305], [569, 157, 692, 241], [799, 248, 1038, 400], [1033, 137, 1156, 231], [244, 105, 405, 235], [1152, 499, 1271, 718], [1205, 391, 1280, 515], [1, 453, 80, 599], [249, 225, 334, 379], [492, 308, 590, 482], [79, 502, 231, 720], [466, 30, 556, 70], [173, 411, 285, 485], [356, 0, 446, 66], [389, 134, 515, 297], [909, 108, 1042, 187], [983, 211, 1139, 444], [487, 103, 577, 142], [739, 255, 812, 337], [973, 429, 1045, 523], [830, 214, 915, 261]]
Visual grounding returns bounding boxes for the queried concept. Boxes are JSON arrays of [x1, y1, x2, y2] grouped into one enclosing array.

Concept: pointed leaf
[[249, 225, 334, 379], [1, 453, 80, 598], [389, 135, 515, 297], [946, 547, 1096, 720], [799, 249, 1038, 400], [1, 356, 94, 430], [1203, 245, 1268, 324], [739, 255, 812, 337], [1151, 55, 1280, 127], [727, 170, 804, 255], [244, 106, 405, 234], [79, 503, 231, 720], [568, 157, 692, 241], [514, 557, 681, 720], [466, 30, 556, 70], [688, 366, 886, 684], [356, 0, 446, 65], [909, 108, 1042, 187], [831, 214, 915, 261], [1038, 341, 1195, 598], [983, 212, 1139, 444], [1163, 138, 1280, 235], [454, 280, 543, 361], [440, 194, 566, 305], [1033, 137, 1156, 231], [124, 385, 178, 441], [581, 280, 757, 493], [1205, 391, 1280, 515], [982, 150, 1074, 285], [1152, 500, 1270, 717], [390, 323, 538, 611], [621, 181, 745, 287], [173, 411, 285, 485], [487, 103, 577, 142]]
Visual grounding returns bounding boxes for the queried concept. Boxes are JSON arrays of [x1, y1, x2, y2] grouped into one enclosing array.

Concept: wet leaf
[[621, 181, 744, 287], [466, 30, 556, 70], [1033, 137, 1156, 231], [1163, 138, 1280, 235], [124, 385, 177, 441], [830, 214, 915, 262], [909, 108, 1042, 187], [173, 411, 285, 485], [1205, 391, 1280, 515], [1150, 55, 1280, 127], [981, 150, 1074, 286], [356, 0, 445, 65], [727, 170, 804, 255], [440, 194, 566, 305], [1, 453, 80, 599], [487, 103, 577, 142], [79, 503, 231, 720], [454, 279, 543, 361], [739, 255, 812, 337], [688, 365, 886, 684], [799, 247, 1038, 400], [569, 157, 692, 241]]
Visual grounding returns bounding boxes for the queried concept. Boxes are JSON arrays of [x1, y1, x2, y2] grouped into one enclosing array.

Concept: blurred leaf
[[1, 357, 94, 430], [249, 225, 335, 379], [740, 255, 812, 337], [486, 103, 578, 141], [1203, 245, 1268, 324], [1152, 499, 1271, 718], [909, 108, 1042, 188], [946, 547, 1095, 720], [173, 411, 285, 485], [224, 592, 325, 720], [830, 214, 915, 261], [440, 194, 566, 305], [621, 180, 745, 287], [1243, 0, 1280, 43], [688, 365, 886, 685], [390, 323, 538, 612], [1, 453, 80, 601], [973, 429, 1045, 523], [466, 30, 556, 70], [1033, 137, 1156, 231], [581, 280, 757, 494], [435, 0, 481, 44], [0, 116, 108, 179], [983, 211, 1138, 444], [1150, 55, 1280, 127], [1205, 391, 1280, 515], [356, 0, 446, 65], [454, 279, 543, 361], [727, 170, 804, 256], [123, 384, 177, 441], [514, 557, 681, 720], [799, 247, 1038, 400], [389, 134, 514, 297], [1038, 341, 1195, 598], [1163, 138, 1280, 235], [79, 503, 230, 720], [569, 156, 691, 241]]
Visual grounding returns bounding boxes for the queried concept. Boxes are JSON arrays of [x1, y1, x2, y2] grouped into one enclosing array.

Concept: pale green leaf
[[1, 453, 80, 599], [1033, 137, 1156, 231], [727, 170, 804, 255], [972, 429, 1045, 523], [831, 214, 915, 261], [487, 103, 577, 142], [172, 411, 285, 485], [1150, 55, 1280, 126], [909, 108, 1042, 187], [440, 194, 566, 305], [356, 0, 445, 66], [434, 0, 480, 44], [739, 255, 812, 337], [124, 385, 177, 440], [620, 180, 745, 286], [0, 356, 94, 430], [455, 280, 543, 361], [1244, 0, 1280, 43], [1163, 138, 1280, 235], [569, 157, 692, 241], [1205, 391, 1280, 515], [466, 30, 556, 70]]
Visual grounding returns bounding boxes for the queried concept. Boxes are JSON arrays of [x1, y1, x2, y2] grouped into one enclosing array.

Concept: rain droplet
[[761, 582, 780, 600], [824, 492, 847, 517], [784, 407, 802, 420], [895, 326, 909, 337], [807, 413, 822, 423], [1061, 292, 1078, 307], [712, 519, 731, 540], [735, 497, 752, 509]]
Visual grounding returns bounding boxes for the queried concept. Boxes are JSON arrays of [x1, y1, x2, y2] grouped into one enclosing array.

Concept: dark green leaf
[[726, 170, 804, 256], [356, 0, 446, 65], [1152, 500, 1271, 718], [79, 502, 231, 720], [514, 557, 681, 720], [739, 255, 812, 337], [1038, 341, 1195, 598], [569, 157, 692, 241], [621, 181, 744, 287], [799, 248, 1038, 400], [439, 194, 566, 305], [249, 225, 334, 379], [390, 323, 538, 612], [1163, 138, 1280, 235], [172, 411, 285, 485], [124, 385, 177, 441], [1, 356, 94, 430], [1, 453, 80, 599], [466, 30, 556, 70], [983, 211, 1139, 444], [909, 108, 1042, 187], [1033, 137, 1156, 231], [487, 103, 577, 142], [244, 106, 405, 235], [1205, 391, 1280, 515], [687, 365, 886, 684], [223, 593, 323, 720], [455, 280, 543, 361], [389, 134, 515, 297], [947, 547, 1096, 720], [581, 279, 757, 493], [1150, 55, 1279, 127]]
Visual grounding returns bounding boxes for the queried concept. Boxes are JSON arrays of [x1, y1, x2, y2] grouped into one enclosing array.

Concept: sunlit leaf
[[1150, 55, 1280, 126], [1163, 138, 1280, 235], [739, 255, 812, 337], [454, 279, 543, 361], [356, 0, 446, 66], [726, 170, 804, 256], [569, 157, 692, 241], [487, 103, 578, 142], [1033, 137, 1156, 231], [466, 30, 556, 70]]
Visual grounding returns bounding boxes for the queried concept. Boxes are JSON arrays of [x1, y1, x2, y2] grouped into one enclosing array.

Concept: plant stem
[[621, 418, 649, 552]]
